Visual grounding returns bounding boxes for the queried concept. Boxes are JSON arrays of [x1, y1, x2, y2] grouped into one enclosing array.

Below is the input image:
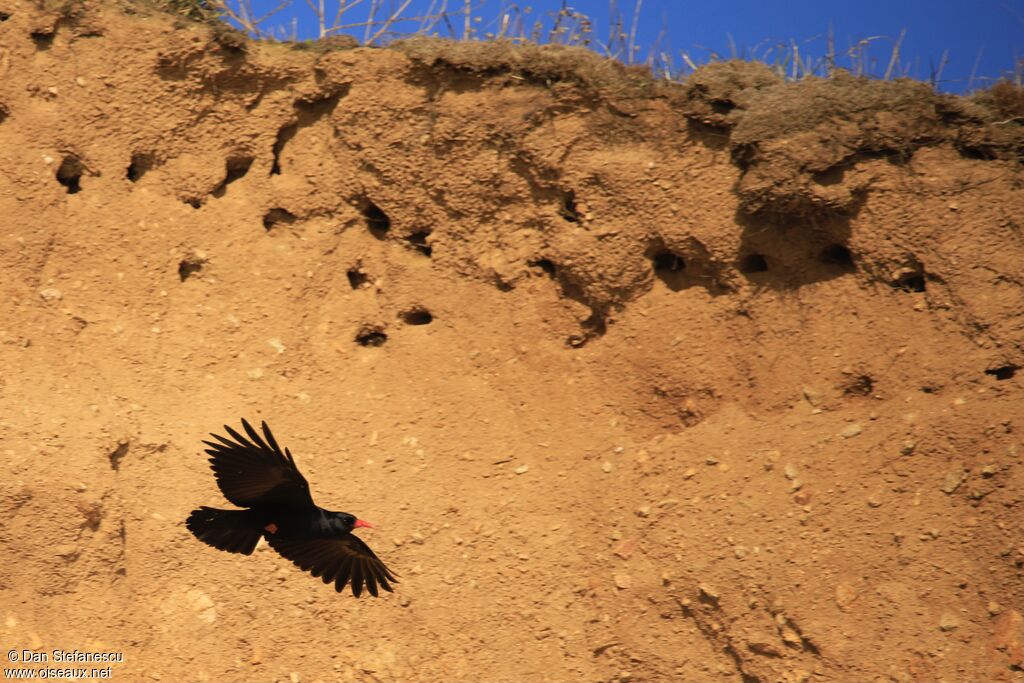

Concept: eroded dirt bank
[[1, 2, 1023, 681]]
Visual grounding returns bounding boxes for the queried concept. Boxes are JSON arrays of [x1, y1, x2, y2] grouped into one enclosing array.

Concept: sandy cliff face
[[1, 2, 1023, 681]]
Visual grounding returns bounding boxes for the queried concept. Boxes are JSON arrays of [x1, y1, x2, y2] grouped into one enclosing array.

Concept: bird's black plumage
[[186, 419, 397, 597]]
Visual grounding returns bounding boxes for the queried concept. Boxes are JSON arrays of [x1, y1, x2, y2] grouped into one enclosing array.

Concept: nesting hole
[[986, 365, 1018, 381], [184, 197, 202, 209], [31, 30, 54, 49], [819, 244, 854, 269], [710, 100, 735, 115], [407, 231, 432, 257], [739, 254, 768, 274], [653, 250, 685, 273], [650, 249, 687, 290], [0, 11, 11, 21], [178, 257, 205, 281], [361, 199, 390, 239], [0, 103, 8, 125], [56, 156, 83, 194], [401, 308, 433, 326], [212, 156, 254, 198], [530, 259, 557, 278], [346, 268, 369, 289], [892, 271, 926, 293], [263, 207, 296, 231], [812, 166, 845, 186], [126, 152, 154, 182], [958, 146, 991, 161], [355, 327, 387, 347], [559, 190, 581, 222], [271, 123, 297, 175]]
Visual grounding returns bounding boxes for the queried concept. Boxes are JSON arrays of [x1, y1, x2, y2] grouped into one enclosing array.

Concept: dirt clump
[[681, 62, 1024, 217]]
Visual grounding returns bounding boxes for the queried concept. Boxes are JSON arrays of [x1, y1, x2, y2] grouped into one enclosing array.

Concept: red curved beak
[[354, 519, 373, 529]]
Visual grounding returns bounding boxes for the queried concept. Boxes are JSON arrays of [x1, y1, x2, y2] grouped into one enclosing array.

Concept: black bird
[[186, 419, 397, 597]]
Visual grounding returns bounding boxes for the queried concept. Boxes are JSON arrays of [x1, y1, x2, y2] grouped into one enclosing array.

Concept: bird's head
[[338, 512, 374, 532]]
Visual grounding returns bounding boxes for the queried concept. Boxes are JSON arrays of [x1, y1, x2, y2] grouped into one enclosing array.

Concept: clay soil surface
[[1, 3, 1024, 682]]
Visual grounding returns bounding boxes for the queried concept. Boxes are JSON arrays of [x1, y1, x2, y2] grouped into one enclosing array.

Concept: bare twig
[[883, 28, 906, 80], [929, 49, 949, 89], [645, 9, 666, 67], [826, 24, 835, 77], [209, 0, 270, 37], [627, 0, 642, 63], [969, 46, 985, 91], [680, 50, 698, 72], [367, 0, 416, 43]]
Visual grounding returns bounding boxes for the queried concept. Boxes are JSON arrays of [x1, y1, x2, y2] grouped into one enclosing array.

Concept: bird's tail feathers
[[186, 506, 262, 555]]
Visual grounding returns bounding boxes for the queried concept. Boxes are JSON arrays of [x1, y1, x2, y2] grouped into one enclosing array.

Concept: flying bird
[[186, 419, 397, 597]]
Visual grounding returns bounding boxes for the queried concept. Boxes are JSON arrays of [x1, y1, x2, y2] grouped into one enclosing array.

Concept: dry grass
[[148, 0, 1023, 96], [981, 80, 1024, 120]]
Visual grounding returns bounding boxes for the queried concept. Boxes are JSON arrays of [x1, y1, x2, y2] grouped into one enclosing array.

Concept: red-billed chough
[[186, 419, 397, 597]]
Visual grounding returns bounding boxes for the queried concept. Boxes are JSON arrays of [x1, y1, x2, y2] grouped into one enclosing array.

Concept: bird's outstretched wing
[[267, 535, 398, 597], [203, 419, 315, 509]]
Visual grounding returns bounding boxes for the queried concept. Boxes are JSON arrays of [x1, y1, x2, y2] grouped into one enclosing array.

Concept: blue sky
[[231, 0, 1024, 93]]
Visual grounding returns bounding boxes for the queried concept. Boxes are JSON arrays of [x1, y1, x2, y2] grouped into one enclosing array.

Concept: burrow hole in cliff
[[31, 29, 55, 50], [819, 244, 855, 270], [650, 248, 687, 290], [891, 267, 927, 293], [710, 99, 736, 115], [56, 155, 83, 194], [346, 267, 369, 290], [178, 256, 205, 281], [355, 326, 387, 347], [401, 308, 433, 325], [126, 152, 155, 182], [812, 166, 845, 186], [0, 11, 11, 21], [986, 365, 1018, 381], [559, 190, 581, 222], [0, 103, 8, 125], [739, 253, 769, 274], [529, 259, 557, 278], [263, 207, 297, 231], [270, 123, 297, 175], [360, 199, 390, 239], [212, 156, 254, 198], [407, 231, 432, 257], [653, 250, 685, 273], [185, 197, 202, 209], [957, 145, 993, 161]]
